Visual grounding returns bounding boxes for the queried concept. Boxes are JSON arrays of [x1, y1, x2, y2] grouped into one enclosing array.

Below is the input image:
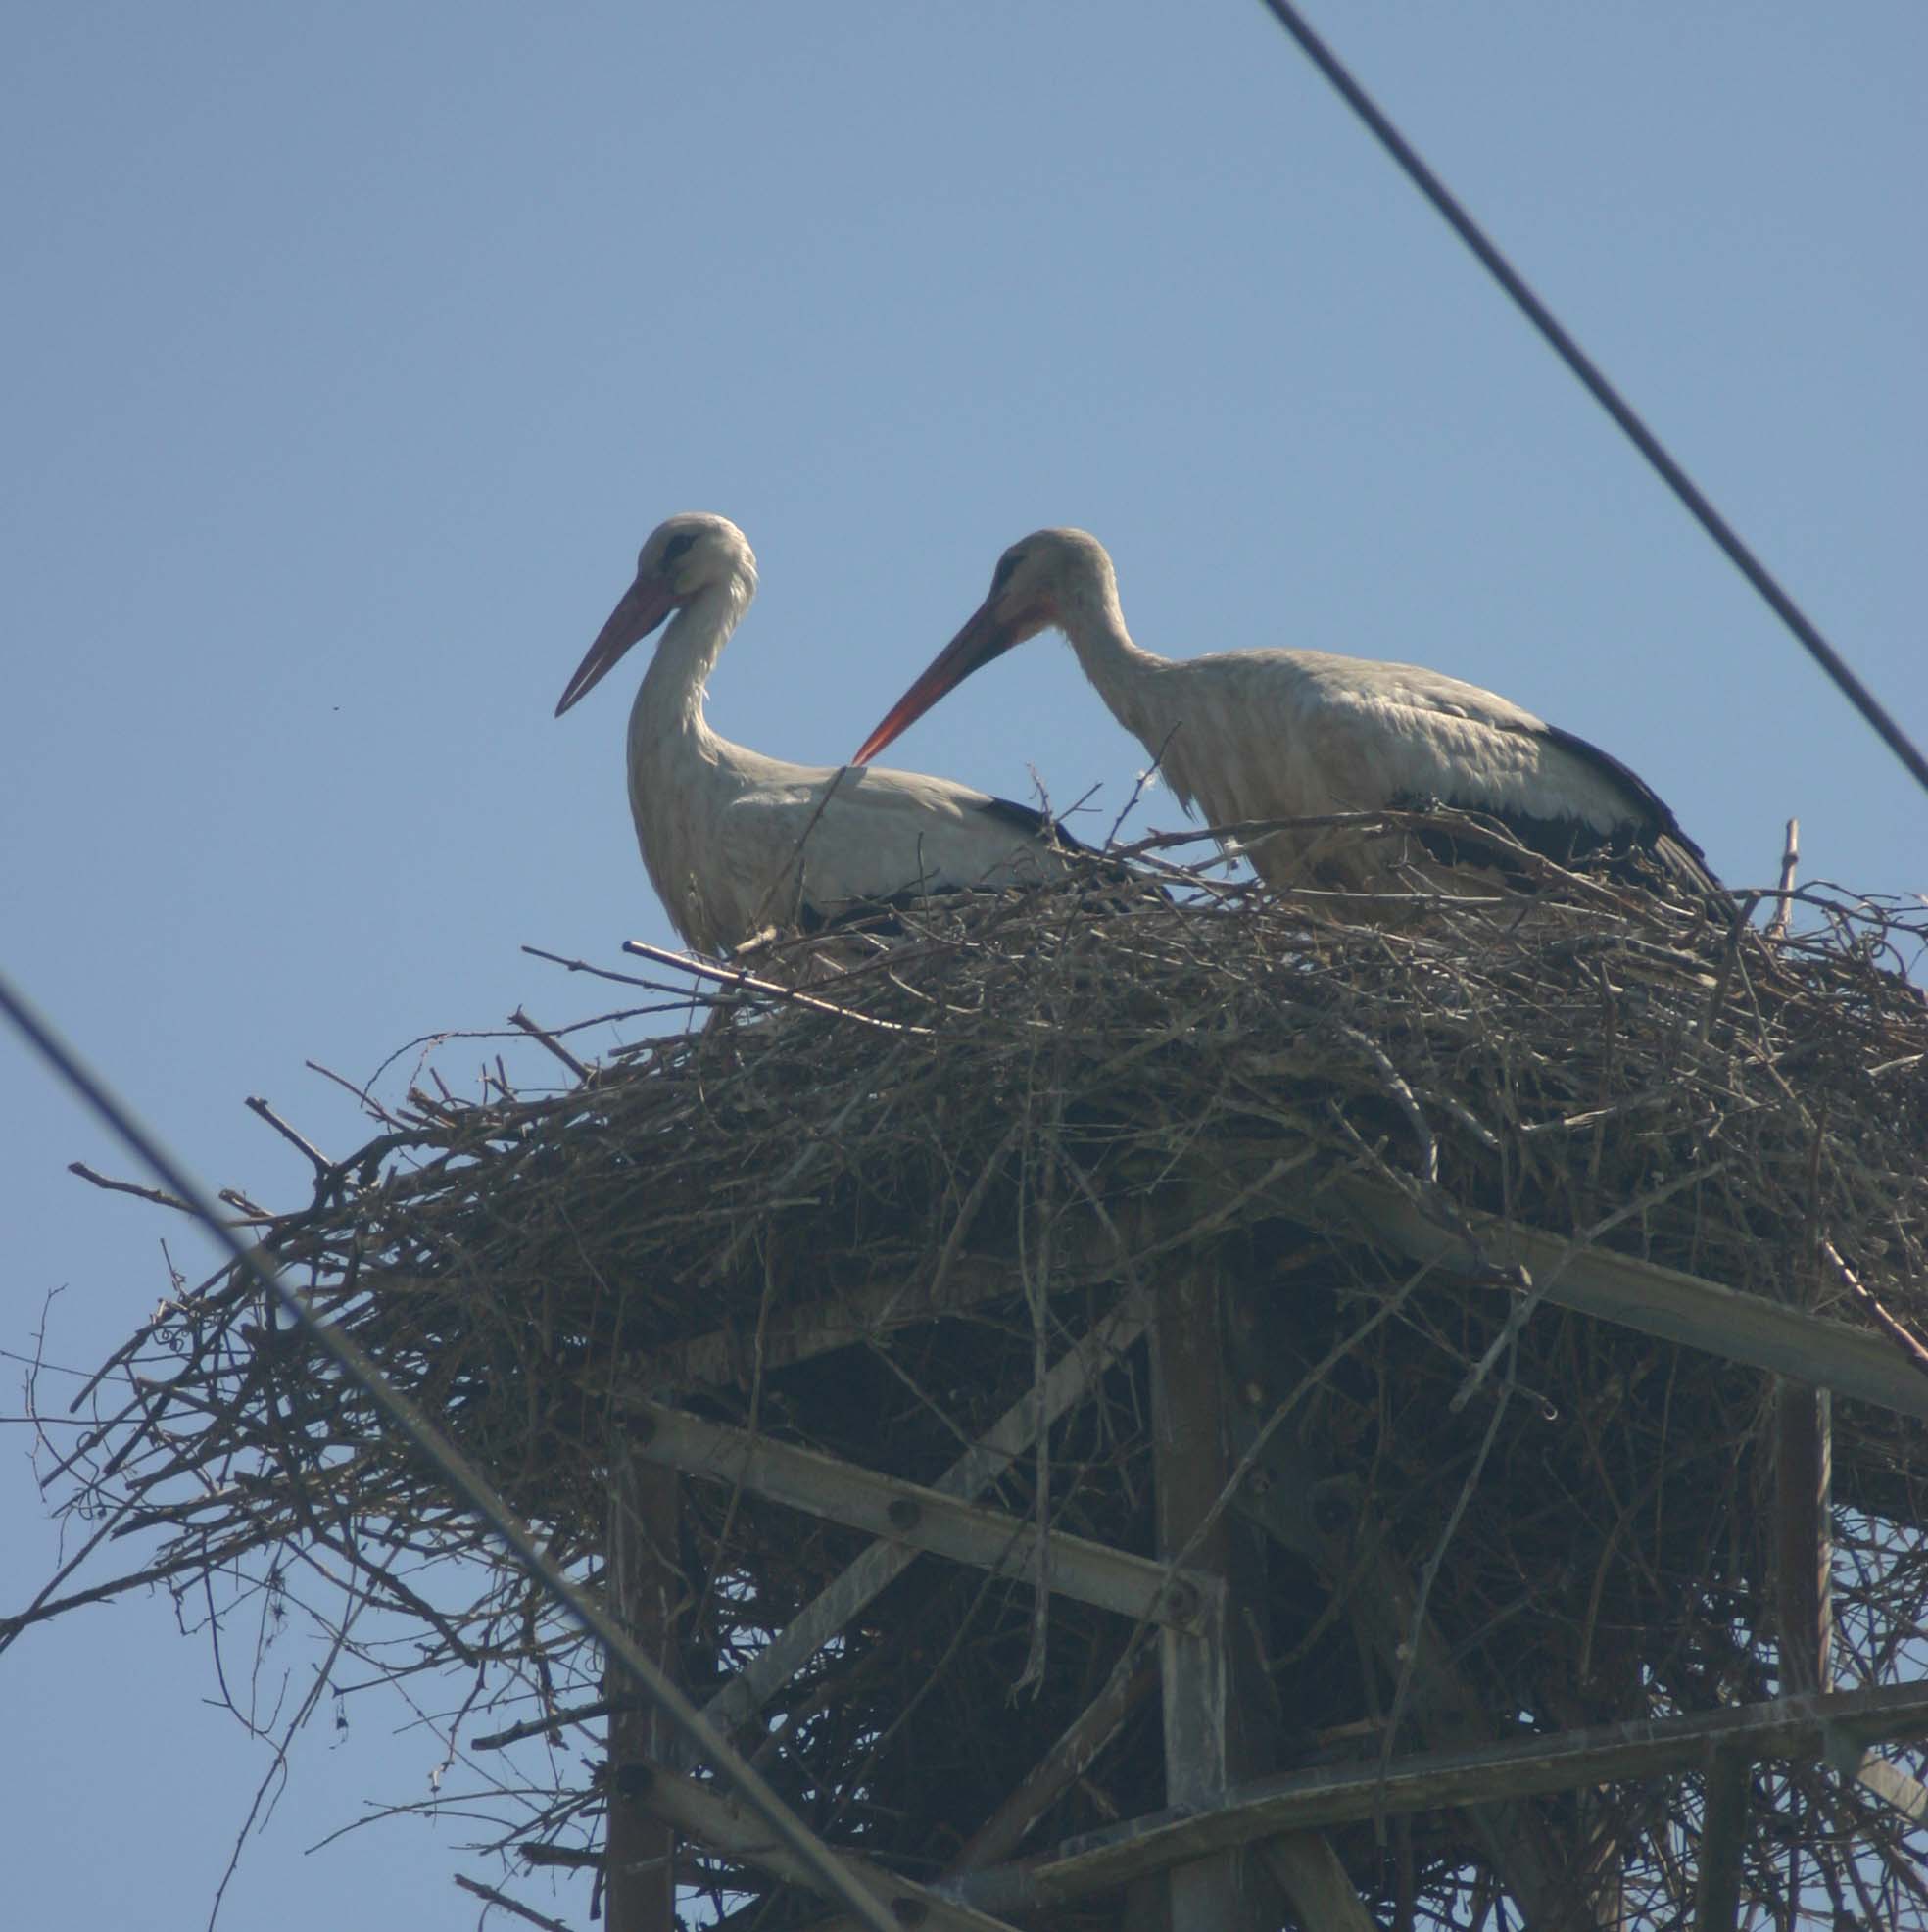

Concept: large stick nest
[[17, 835, 1928, 1928]]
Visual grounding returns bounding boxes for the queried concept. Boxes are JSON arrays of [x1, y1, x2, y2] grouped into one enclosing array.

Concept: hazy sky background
[[3, 4, 1922, 1925]]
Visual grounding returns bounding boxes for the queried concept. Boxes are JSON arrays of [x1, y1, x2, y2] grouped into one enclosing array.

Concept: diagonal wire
[[0, 966, 903, 1932], [1254, 0, 1928, 802]]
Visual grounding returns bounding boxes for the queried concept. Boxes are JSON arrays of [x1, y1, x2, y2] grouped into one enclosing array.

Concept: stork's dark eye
[[662, 532, 698, 565], [990, 551, 1022, 594]]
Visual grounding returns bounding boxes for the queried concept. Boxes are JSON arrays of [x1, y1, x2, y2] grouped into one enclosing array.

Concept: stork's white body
[[1066, 632, 1697, 891], [856, 529, 1714, 896], [558, 515, 1073, 957]]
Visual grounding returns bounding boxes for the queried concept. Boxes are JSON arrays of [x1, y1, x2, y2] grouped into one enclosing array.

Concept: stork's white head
[[851, 529, 1118, 766], [554, 513, 757, 717]]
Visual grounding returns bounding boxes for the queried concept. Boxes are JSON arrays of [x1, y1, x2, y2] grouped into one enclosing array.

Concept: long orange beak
[[554, 570, 680, 717], [851, 597, 1023, 765]]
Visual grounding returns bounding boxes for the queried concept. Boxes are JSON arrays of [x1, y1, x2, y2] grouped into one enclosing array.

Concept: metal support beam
[[701, 1286, 1153, 1740], [1338, 1180, 1928, 1422], [625, 1397, 1214, 1633], [947, 1677, 1928, 1914]]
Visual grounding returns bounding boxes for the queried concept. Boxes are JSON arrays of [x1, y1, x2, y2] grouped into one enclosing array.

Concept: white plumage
[[853, 528, 1715, 896], [554, 514, 1075, 955]]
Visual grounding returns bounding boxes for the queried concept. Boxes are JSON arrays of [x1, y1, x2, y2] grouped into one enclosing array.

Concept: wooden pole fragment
[[1853, 1752, 1928, 1823], [604, 1447, 682, 1932], [1692, 1745, 1751, 1932], [625, 1396, 1213, 1630], [1340, 1181, 1928, 1423], [1774, 1382, 1834, 1694], [1147, 1255, 1273, 1931]]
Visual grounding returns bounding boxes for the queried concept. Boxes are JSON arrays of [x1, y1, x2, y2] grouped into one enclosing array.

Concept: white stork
[[554, 514, 1077, 955], [852, 528, 1717, 898]]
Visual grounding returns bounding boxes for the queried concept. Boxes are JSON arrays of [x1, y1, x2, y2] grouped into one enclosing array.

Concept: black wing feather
[[976, 794, 1092, 854], [1398, 717, 1718, 894]]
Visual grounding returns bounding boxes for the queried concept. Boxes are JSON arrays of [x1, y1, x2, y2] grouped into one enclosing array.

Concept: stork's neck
[[621, 567, 754, 955], [1054, 575, 1168, 749], [630, 571, 752, 750]]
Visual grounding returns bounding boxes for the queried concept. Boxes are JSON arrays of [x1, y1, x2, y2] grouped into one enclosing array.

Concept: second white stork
[[554, 513, 1077, 955], [852, 528, 1717, 898]]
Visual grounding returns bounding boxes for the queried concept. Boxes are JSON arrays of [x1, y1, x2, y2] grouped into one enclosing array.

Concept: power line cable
[[1253, 0, 1928, 803], [0, 966, 903, 1932]]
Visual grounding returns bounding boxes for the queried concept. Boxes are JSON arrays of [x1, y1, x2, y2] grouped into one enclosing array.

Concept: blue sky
[[3, 4, 1922, 1925]]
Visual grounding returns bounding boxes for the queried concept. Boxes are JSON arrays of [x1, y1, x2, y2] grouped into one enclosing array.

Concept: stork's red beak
[[851, 597, 1028, 766], [554, 570, 681, 717]]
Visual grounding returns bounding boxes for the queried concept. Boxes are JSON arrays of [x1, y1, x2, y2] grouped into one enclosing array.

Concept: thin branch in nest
[[1823, 1238, 1928, 1383], [243, 1096, 331, 1176], [508, 1007, 591, 1083], [1105, 726, 1180, 848], [68, 1160, 192, 1213], [302, 1059, 413, 1131], [1765, 816, 1801, 943], [621, 938, 934, 1036], [452, 1873, 575, 1932], [471, 1692, 632, 1753]]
